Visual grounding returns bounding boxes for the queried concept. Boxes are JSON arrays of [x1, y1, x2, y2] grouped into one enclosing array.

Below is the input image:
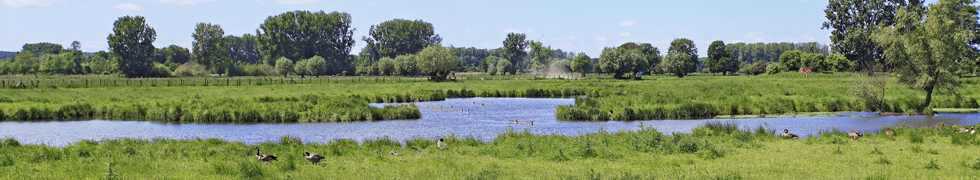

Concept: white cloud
[[115, 3, 144, 10], [144, 0, 218, 5], [619, 21, 635, 27], [744, 32, 766, 42], [501, 28, 536, 34], [3, 0, 57, 8], [567, 36, 576, 40], [594, 36, 607, 41], [802, 34, 815, 41], [619, 32, 632, 37], [275, 0, 320, 5]]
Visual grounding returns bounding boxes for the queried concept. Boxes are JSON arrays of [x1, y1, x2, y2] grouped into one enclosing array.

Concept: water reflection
[[1, 97, 978, 146]]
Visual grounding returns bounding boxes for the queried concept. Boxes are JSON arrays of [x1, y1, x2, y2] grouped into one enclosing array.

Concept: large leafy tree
[[529, 41, 552, 76], [256, 10, 355, 74], [275, 57, 293, 78], [668, 38, 699, 75], [192, 22, 231, 76], [394, 54, 418, 76], [22, 43, 62, 55], [361, 19, 442, 61], [662, 52, 694, 78], [872, 0, 979, 109], [306, 56, 327, 78], [153, 45, 191, 64], [618, 42, 661, 76], [107, 15, 156, 78], [598, 47, 645, 79], [570, 54, 592, 77], [501, 33, 528, 75], [416, 45, 459, 80], [225, 34, 262, 64], [823, 0, 924, 74], [706, 41, 737, 75]]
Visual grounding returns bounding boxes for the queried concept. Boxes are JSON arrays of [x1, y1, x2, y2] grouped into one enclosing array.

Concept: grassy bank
[[0, 72, 978, 122], [2, 123, 980, 179]]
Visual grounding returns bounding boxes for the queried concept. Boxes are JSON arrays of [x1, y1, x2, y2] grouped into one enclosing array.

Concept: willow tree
[[416, 45, 459, 80], [872, 0, 979, 109], [256, 10, 355, 71]]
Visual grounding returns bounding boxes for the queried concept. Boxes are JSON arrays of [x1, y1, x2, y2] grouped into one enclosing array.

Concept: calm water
[[2, 97, 979, 146]]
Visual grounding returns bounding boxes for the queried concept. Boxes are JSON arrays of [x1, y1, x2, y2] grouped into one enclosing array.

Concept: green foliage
[[662, 52, 693, 78], [416, 45, 459, 80], [275, 57, 293, 78], [362, 19, 441, 60], [529, 41, 552, 76], [495, 59, 511, 76], [825, 54, 852, 72], [707, 40, 738, 75], [256, 10, 354, 68], [501, 33, 528, 74], [376, 57, 396, 76], [668, 38, 699, 73], [767, 63, 783, 74], [108, 16, 156, 78], [570, 54, 592, 77], [778, 50, 804, 70], [305, 55, 326, 78], [293, 59, 309, 78], [872, 0, 978, 108], [192, 23, 231, 76], [394, 54, 418, 76]]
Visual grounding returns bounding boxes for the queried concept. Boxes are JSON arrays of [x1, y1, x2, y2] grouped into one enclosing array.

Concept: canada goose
[[480, 103, 484, 106], [512, 119, 519, 124], [254, 147, 278, 164], [780, 129, 798, 139], [472, 102, 475, 104], [956, 127, 969, 133], [303, 152, 325, 165], [527, 121, 533, 125], [389, 150, 400, 156], [886, 129, 896, 136], [412, 147, 422, 153], [972, 128, 976, 135], [849, 131, 863, 139], [438, 138, 448, 149]]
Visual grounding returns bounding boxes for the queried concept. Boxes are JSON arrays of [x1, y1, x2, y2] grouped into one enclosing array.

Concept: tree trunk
[[922, 87, 934, 110]]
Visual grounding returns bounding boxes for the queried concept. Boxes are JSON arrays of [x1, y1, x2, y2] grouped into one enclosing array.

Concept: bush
[[173, 62, 209, 77]]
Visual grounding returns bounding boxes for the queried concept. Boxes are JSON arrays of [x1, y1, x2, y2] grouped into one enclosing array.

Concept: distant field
[[0, 72, 977, 122]]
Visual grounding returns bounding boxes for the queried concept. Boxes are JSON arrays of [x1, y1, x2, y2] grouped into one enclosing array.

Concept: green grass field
[[2, 123, 980, 179], [1, 72, 977, 122]]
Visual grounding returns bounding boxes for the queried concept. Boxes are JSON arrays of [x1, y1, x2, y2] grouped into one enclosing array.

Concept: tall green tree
[[21, 43, 62, 55], [707, 41, 737, 75], [570, 54, 592, 77], [361, 19, 442, 61], [529, 40, 552, 76], [376, 57, 396, 76], [416, 45, 459, 80], [668, 38, 699, 75], [306, 55, 327, 78], [394, 54, 418, 76], [778, 50, 805, 70], [662, 52, 694, 78], [275, 57, 293, 78], [225, 34, 262, 64], [823, 0, 924, 73], [872, 0, 979, 109], [501, 33, 528, 75], [618, 42, 661, 75], [256, 10, 355, 70], [153, 45, 191, 64], [192, 23, 231, 76], [598, 47, 645, 79], [12, 51, 38, 75], [107, 15, 156, 78]]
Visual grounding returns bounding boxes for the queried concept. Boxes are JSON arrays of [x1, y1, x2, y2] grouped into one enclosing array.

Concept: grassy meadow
[[2, 123, 980, 179], [0, 72, 977, 122]]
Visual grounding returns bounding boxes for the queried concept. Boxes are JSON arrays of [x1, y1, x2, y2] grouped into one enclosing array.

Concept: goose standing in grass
[[886, 129, 896, 136], [957, 127, 969, 133], [438, 138, 448, 149], [780, 129, 798, 139], [971, 128, 976, 135], [303, 152, 325, 165], [254, 147, 278, 164], [389, 150, 400, 156], [849, 131, 863, 139]]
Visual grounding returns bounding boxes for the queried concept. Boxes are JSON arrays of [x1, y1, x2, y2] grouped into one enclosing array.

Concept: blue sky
[[2, 0, 837, 57]]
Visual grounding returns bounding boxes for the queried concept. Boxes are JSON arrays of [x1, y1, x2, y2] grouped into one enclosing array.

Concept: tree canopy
[[872, 0, 979, 109], [416, 45, 459, 80], [823, 0, 924, 73], [501, 33, 528, 74], [256, 10, 355, 67], [192, 22, 230, 76], [707, 40, 738, 75], [107, 15, 157, 78], [361, 19, 442, 61]]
